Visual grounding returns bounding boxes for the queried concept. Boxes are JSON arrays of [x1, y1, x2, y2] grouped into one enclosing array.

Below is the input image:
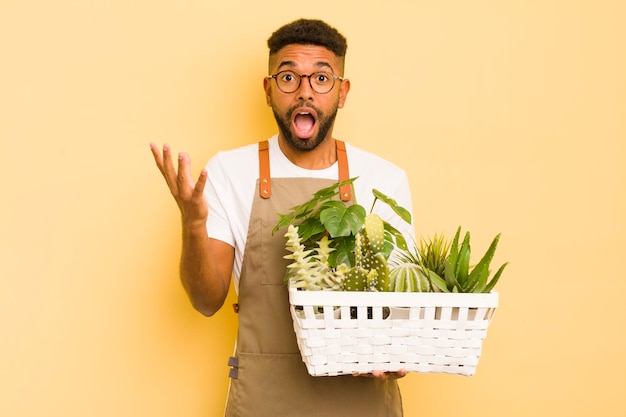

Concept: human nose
[[296, 74, 314, 99]]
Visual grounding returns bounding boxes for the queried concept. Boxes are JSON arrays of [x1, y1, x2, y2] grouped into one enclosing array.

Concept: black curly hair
[[267, 19, 347, 58]]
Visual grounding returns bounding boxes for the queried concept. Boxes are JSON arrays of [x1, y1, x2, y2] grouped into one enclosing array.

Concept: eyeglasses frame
[[267, 70, 343, 94]]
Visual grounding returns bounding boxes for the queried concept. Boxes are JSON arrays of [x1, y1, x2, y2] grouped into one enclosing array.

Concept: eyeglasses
[[268, 70, 343, 94]]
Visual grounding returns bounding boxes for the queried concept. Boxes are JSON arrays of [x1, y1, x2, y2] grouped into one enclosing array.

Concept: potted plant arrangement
[[273, 178, 508, 377]]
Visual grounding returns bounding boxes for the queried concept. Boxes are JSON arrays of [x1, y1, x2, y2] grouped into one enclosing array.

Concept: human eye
[[279, 71, 298, 83], [314, 72, 331, 84]]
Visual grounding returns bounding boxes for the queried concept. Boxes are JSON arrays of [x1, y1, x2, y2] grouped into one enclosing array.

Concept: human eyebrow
[[276, 61, 296, 71], [275, 61, 336, 73], [313, 61, 334, 72]]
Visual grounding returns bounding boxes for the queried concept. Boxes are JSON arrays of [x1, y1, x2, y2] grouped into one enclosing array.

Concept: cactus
[[388, 263, 431, 292], [364, 213, 385, 253], [343, 214, 391, 292], [343, 233, 368, 291]]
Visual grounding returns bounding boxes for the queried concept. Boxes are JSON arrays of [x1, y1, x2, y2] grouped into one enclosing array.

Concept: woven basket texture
[[288, 286, 498, 377]]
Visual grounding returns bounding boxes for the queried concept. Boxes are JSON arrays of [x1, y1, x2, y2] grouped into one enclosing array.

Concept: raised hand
[[149, 143, 209, 229]]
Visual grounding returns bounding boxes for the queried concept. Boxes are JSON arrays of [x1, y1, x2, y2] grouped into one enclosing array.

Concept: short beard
[[272, 103, 338, 152]]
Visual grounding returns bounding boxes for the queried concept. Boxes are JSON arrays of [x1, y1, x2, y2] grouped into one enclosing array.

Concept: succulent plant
[[284, 225, 342, 291], [441, 227, 508, 293], [391, 227, 508, 293], [387, 263, 431, 292], [278, 179, 508, 294]]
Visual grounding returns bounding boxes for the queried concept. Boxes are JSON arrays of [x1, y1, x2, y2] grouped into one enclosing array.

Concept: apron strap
[[336, 140, 351, 202], [259, 140, 271, 199], [258, 139, 351, 201]]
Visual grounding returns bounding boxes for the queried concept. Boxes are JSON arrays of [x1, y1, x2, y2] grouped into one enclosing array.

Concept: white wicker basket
[[288, 283, 498, 377]]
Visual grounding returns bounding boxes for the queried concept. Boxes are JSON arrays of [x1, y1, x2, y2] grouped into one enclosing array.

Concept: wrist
[[181, 217, 208, 234]]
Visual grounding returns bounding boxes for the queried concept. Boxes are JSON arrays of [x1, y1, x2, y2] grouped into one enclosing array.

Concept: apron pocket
[[260, 219, 291, 285]]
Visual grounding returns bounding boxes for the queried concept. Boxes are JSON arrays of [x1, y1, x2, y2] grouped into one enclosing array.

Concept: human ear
[[263, 77, 272, 106], [337, 78, 350, 109]]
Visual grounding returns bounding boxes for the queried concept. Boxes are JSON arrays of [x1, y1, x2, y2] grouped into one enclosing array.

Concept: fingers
[[193, 168, 208, 198], [177, 152, 202, 200], [149, 143, 179, 194], [149, 142, 163, 170], [353, 369, 408, 380], [150, 143, 208, 200], [162, 144, 180, 194]]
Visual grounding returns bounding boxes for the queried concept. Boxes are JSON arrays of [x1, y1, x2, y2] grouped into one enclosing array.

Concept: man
[[151, 19, 414, 417]]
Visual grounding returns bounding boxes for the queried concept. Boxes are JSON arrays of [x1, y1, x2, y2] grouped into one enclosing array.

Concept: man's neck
[[277, 136, 337, 170]]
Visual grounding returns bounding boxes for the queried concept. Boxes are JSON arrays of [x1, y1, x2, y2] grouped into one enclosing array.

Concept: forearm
[[180, 224, 230, 317]]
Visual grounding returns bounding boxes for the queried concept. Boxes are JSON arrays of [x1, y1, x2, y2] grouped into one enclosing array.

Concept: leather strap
[[258, 140, 271, 199], [336, 140, 351, 201], [258, 139, 351, 201]]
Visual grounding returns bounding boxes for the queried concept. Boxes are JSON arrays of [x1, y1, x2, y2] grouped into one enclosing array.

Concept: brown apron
[[224, 140, 403, 417]]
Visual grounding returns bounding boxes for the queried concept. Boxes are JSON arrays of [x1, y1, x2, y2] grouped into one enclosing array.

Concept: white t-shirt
[[204, 134, 415, 290]]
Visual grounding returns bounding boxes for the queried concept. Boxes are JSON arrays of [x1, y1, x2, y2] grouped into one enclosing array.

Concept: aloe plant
[[390, 227, 508, 293], [441, 227, 508, 293]]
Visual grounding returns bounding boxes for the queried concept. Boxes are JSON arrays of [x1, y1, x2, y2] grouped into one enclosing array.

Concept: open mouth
[[292, 109, 317, 138]]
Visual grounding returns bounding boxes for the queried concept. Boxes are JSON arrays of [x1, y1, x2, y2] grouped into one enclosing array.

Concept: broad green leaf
[[319, 204, 366, 238], [328, 236, 356, 267], [272, 177, 358, 235], [296, 217, 327, 242], [371, 189, 412, 224], [384, 222, 408, 251]]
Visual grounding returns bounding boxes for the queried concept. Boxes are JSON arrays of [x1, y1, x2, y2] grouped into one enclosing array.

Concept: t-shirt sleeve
[[204, 153, 236, 247]]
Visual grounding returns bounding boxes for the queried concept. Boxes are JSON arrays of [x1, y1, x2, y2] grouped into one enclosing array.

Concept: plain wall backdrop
[[1, 1, 624, 416]]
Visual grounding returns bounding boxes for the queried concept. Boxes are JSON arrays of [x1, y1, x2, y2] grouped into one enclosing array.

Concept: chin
[[287, 134, 322, 152]]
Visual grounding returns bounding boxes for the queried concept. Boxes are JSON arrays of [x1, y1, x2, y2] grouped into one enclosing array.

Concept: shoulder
[[207, 142, 259, 172], [343, 141, 408, 180], [342, 141, 412, 215]]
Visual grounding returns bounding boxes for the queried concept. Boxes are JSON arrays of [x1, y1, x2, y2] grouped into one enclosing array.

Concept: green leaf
[[296, 217, 327, 242], [272, 177, 358, 235], [422, 268, 450, 293], [485, 262, 509, 293], [464, 233, 501, 292], [329, 236, 356, 267], [447, 227, 462, 278], [443, 260, 457, 292], [319, 203, 366, 238], [456, 232, 471, 287], [371, 189, 412, 224], [384, 222, 408, 251]]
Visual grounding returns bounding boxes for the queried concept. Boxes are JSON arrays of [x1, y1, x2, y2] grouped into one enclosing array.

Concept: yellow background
[[1, 1, 624, 416]]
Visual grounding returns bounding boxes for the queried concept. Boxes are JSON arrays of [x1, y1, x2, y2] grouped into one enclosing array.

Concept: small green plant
[[276, 179, 508, 294], [441, 227, 508, 293], [389, 233, 451, 292], [274, 178, 412, 291], [392, 227, 508, 293], [273, 178, 411, 266]]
